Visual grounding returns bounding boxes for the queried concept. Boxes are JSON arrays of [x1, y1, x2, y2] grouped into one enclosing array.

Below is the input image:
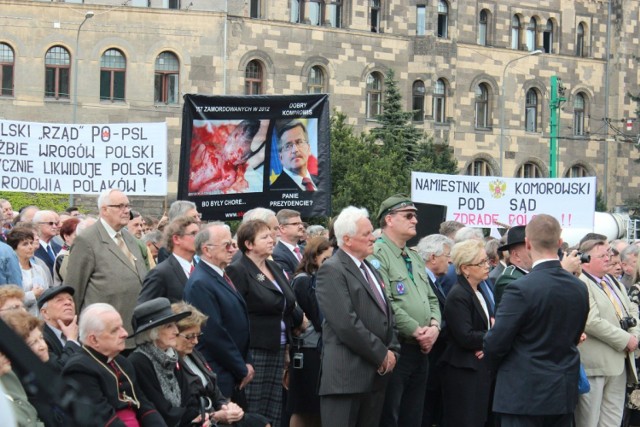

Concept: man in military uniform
[[370, 194, 441, 427], [493, 226, 530, 309]]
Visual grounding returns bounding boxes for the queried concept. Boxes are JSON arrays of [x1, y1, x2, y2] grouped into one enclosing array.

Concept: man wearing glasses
[[184, 222, 254, 399], [271, 120, 317, 192], [138, 216, 200, 304], [65, 188, 149, 350], [273, 209, 305, 278], [370, 194, 441, 427], [32, 210, 62, 277]]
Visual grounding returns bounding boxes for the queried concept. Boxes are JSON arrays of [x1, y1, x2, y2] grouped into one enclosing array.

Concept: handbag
[[578, 363, 590, 394]]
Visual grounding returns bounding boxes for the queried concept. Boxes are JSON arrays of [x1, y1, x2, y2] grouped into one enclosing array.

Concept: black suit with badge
[[272, 241, 301, 279], [138, 254, 189, 304]]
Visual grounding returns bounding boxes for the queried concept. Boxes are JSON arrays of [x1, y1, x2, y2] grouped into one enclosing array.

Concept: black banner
[[178, 94, 331, 220]]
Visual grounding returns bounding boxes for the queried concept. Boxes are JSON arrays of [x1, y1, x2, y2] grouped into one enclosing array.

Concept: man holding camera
[[575, 239, 640, 427]]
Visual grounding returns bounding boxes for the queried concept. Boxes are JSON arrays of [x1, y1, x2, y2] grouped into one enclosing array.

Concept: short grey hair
[[76, 217, 97, 235], [334, 206, 369, 248], [242, 207, 276, 223], [134, 326, 160, 345], [416, 234, 453, 261], [142, 230, 163, 245], [621, 244, 640, 262], [97, 189, 121, 210], [454, 227, 484, 243], [168, 200, 197, 222], [32, 210, 56, 224], [79, 303, 118, 342], [306, 225, 326, 238], [195, 222, 230, 256]]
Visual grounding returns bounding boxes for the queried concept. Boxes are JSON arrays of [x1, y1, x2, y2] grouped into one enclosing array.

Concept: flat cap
[[37, 285, 75, 310]]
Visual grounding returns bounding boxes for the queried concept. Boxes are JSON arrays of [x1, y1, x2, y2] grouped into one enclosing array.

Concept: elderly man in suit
[[273, 209, 305, 278], [316, 206, 399, 427], [138, 216, 200, 304], [33, 210, 62, 278], [484, 214, 590, 427], [575, 239, 640, 427], [37, 285, 81, 370], [65, 188, 148, 349], [184, 222, 254, 399]]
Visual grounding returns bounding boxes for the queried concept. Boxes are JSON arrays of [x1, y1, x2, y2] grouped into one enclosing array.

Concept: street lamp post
[[499, 49, 543, 176]]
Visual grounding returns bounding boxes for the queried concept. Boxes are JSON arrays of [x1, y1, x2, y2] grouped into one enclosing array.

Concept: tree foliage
[[0, 192, 70, 213]]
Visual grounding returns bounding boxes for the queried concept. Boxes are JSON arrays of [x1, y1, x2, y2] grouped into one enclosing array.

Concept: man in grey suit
[[65, 189, 148, 349], [316, 206, 399, 427]]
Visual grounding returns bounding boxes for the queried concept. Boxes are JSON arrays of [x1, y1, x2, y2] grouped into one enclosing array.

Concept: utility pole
[[549, 76, 565, 178]]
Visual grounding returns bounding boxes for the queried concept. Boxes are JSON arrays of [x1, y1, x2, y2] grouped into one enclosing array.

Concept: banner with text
[[0, 120, 167, 195], [412, 172, 596, 229], [177, 94, 331, 220]]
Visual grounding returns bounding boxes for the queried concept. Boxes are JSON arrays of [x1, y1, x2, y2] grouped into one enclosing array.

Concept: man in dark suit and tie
[[273, 209, 305, 278], [33, 210, 62, 278], [270, 120, 318, 192], [484, 214, 589, 427], [184, 222, 254, 398], [316, 206, 399, 427], [138, 216, 200, 304]]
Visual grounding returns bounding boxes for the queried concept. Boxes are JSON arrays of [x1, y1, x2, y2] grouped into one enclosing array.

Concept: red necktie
[[223, 272, 237, 291], [189, 264, 195, 275], [301, 177, 315, 191], [293, 246, 302, 261]]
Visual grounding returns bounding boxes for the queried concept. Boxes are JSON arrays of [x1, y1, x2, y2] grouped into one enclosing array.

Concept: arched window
[[511, 15, 521, 50], [45, 46, 71, 99], [366, 72, 383, 119], [574, 93, 586, 136], [100, 49, 126, 102], [478, 9, 488, 46], [0, 43, 14, 96], [412, 80, 425, 122], [525, 89, 538, 132], [526, 18, 537, 51], [307, 66, 325, 94], [154, 51, 179, 104], [576, 22, 586, 57], [474, 83, 490, 128], [565, 164, 589, 178], [370, 0, 381, 33], [433, 79, 446, 123], [466, 159, 492, 176], [245, 60, 263, 95], [543, 19, 554, 53], [516, 162, 543, 178], [437, 0, 448, 38]]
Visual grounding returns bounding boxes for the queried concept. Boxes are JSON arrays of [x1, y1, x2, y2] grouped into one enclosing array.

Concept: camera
[[620, 316, 637, 331], [293, 352, 304, 369], [576, 252, 591, 264]]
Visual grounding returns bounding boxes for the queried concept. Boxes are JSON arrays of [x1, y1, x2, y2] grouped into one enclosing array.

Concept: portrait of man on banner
[[270, 119, 319, 192], [188, 119, 269, 195]]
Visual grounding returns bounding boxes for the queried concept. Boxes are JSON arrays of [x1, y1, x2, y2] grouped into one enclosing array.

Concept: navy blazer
[[272, 240, 300, 278], [138, 254, 189, 304], [34, 240, 62, 277], [184, 260, 251, 397]]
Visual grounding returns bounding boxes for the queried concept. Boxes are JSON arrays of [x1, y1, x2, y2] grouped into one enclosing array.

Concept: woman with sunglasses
[[439, 239, 494, 427]]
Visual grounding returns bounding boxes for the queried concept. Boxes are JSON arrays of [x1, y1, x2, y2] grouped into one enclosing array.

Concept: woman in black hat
[[128, 297, 206, 427]]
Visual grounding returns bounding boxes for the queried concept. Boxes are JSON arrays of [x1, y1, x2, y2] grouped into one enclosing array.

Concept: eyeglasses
[[178, 332, 203, 341], [204, 241, 235, 250], [38, 221, 60, 227], [0, 304, 25, 312], [593, 253, 611, 260], [182, 230, 199, 237], [281, 140, 308, 152], [437, 252, 452, 259], [282, 221, 304, 227], [191, 213, 203, 220], [467, 258, 490, 267], [391, 211, 417, 221], [107, 204, 131, 211]]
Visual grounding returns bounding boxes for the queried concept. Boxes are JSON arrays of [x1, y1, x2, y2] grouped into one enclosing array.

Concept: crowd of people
[[0, 191, 639, 427]]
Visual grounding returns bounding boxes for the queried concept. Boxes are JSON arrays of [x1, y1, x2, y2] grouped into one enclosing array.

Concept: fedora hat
[[497, 225, 526, 252], [132, 297, 191, 335]]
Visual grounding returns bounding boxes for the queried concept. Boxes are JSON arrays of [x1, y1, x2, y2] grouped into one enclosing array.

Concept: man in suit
[[574, 239, 640, 427], [316, 206, 399, 427], [416, 233, 453, 427], [65, 188, 148, 349], [184, 222, 254, 398], [371, 194, 441, 427], [156, 200, 202, 264], [484, 214, 590, 427], [488, 233, 509, 285], [270, 120, 318, 192], [33, 210, 62, 278], [37, 285, 81, 370], [273, 208, 305, 278], [138, 216, 200, 304]]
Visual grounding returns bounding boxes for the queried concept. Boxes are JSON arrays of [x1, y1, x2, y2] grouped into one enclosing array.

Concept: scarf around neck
[[134, 342, 182, 407]]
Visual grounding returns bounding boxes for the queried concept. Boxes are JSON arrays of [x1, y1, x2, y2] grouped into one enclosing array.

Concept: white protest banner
[[412, 172, 596, 229], [0, 120, 167, 195]]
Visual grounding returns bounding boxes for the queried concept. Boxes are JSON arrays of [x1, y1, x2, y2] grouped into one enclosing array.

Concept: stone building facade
[[0, 0, 638, 211]]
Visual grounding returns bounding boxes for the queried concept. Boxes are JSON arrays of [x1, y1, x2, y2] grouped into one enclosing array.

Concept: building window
[[0, 43, 14, 97], [245, 60, 263, 95], [250, 0, 261, 18], [576, 22, 586, 57], [478, 9, 488, 46], [412, 80, 425, 122], [511, 15, 521, 50], [474, 83, 490, 128], [370, 0, 381, 33], [308, 1, 321, 25], [290, 0, 301, 22], [526, 18, 537, 51], [366, 71, 383, 119], [100, 49, 125, 102], [466, 159, 492, 176], [166, 0, 180, 9], [437, 0, 448, 38], [416, 5, 426, 36], [565, 164, 589, 178], [45, 46, 70, 99], [327, 1, 342, 28], [543, 19, 554, 53], [154, 51, 179, 104], [516, 162, 542, 178], [574, 93, 586, 136], [307, 66, 325, 94], [433, 79, 446, 124], [525, 89, 538, 132]]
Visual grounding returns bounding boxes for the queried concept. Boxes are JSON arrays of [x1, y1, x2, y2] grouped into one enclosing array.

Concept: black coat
[[272, 241, 301, 279], [138, 254, 189, 304], [43, 323, 82, 372]]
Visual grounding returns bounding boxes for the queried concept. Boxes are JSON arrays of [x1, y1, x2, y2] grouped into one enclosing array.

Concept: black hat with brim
[[132, 297, 191, 335]]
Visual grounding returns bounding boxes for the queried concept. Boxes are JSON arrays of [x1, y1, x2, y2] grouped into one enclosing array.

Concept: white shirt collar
[[283, 167, 316, 191]]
